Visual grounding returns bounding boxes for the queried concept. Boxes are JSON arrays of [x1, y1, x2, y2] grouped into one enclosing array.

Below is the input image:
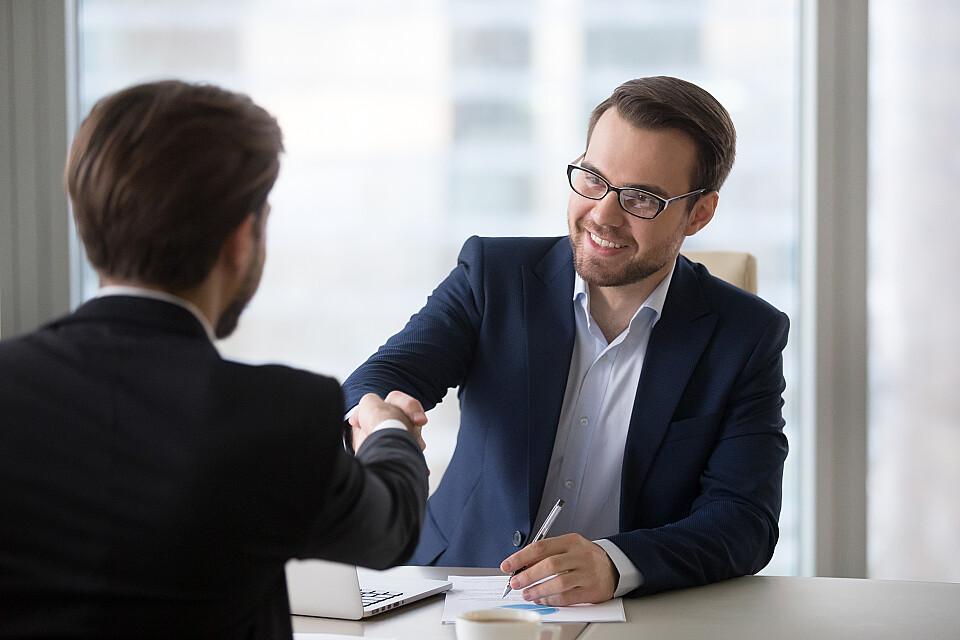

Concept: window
[[868, 0, 960, 582], [77, 0, 803, 576], [452, 27, 531, 69], [453, 101, 532, 141]]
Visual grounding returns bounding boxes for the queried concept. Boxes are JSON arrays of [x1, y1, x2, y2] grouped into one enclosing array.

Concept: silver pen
[[502, 499, 565, 598]]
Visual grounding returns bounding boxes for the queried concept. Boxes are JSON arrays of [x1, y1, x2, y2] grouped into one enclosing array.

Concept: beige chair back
[[681, 251, 757, 294]]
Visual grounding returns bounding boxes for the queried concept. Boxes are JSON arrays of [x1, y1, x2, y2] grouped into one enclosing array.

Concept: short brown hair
[[586, 76, 736, 193], [66, 80, 283, 291]]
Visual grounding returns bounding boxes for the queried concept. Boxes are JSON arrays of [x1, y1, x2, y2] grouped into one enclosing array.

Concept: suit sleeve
[[279, 371, 429, 569], [341, 236, 486, 410], [297, 427, 430, 569], [609, 310, 790, 596]]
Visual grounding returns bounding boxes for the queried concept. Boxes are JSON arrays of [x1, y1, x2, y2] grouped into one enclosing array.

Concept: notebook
[[285, 559, 452, 620]]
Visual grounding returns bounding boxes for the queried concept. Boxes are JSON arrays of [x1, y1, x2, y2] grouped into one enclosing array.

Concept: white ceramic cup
[[455, 608, 562, 640]]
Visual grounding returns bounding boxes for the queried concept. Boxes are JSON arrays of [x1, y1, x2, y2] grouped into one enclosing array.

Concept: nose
[[590, 191, 627, 227]]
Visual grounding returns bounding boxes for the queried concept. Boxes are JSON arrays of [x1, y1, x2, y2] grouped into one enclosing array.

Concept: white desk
[[292, 566, 960, 639], [582, 574, 960, 639]]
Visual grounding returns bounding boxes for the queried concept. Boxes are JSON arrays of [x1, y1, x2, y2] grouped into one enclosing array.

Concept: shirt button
[[579, 417, 588, 427], [564, 479, 574, 489], [513, 530, 524, 547]]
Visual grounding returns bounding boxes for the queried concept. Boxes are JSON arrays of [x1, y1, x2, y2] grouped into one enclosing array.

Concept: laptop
[[285, 559, 452, 620]]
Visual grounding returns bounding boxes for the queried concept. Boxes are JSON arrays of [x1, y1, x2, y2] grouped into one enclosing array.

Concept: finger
[[525, 546, 617, 605], [521, 563, 609, 606], [356, 393, 384, 415], [384, 390, 428, 426], [411, 425, 426, 451], [501, 537, 558, 575], [528, 585, 594, 607], [350, 422, 368, 452], [520, 573, 577, 604], [503, 531, 585, 576], [512, 535, 615, 594], [509, 553, 569, 592]]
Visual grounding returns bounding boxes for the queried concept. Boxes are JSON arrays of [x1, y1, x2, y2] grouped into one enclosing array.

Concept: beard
[[214, 244, 264, 339], [568, 215, 684, 288]]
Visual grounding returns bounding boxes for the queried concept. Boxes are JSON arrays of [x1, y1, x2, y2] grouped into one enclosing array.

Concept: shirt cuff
[[342, 407, 406, 452], [347, 406, 406, 432], [593, 538, 644, 597]]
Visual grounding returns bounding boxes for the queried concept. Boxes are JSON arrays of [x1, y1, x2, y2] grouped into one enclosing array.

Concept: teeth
[[590, 232, 624, 249]]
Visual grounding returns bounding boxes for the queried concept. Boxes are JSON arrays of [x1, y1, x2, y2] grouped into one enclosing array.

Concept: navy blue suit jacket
[[343, 236, 789, 596]]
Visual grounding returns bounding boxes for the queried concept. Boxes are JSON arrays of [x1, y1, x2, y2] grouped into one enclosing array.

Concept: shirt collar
[[573, 259, 676, 330], [96, 285, 218, 344]]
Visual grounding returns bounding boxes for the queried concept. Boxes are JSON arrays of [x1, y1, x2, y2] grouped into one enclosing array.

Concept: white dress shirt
[[531, 263, 675, 596]]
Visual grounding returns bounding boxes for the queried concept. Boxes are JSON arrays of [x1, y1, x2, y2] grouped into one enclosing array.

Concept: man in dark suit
[[343, 76, 789, 605], [0, 80, 429, 638]]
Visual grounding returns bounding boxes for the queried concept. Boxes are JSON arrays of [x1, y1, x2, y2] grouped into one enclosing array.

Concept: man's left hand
[[499, 533, 617, 605]]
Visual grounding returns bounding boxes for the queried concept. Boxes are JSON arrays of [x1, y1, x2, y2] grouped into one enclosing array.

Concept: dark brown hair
[[66, 80, 283, 291], [587, 76, 736, 193]]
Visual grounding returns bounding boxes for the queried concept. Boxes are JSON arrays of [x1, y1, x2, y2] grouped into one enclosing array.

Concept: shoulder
[[0, 332, 31, 361], [457, 235, 569, 267], [681, 257, 782, 313], [454, 236, 573, 290], [211, 361, 349, 469], [0, 318, 93, 377], [216, 360, 345, 426], [218, 359, 341, 398], [675, 257, 789, 344]]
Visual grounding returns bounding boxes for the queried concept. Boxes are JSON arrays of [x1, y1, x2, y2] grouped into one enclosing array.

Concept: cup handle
[[539, 624, 562, 640]]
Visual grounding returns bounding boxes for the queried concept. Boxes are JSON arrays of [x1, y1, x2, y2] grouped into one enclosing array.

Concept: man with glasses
[[344, 76, 789, 605]]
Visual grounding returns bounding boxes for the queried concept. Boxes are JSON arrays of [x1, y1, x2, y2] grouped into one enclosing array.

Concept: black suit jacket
[[0, 296, 428, 638]]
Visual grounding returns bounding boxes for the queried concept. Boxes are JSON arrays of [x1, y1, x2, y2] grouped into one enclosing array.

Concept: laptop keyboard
[[361, 588, 404, 608]]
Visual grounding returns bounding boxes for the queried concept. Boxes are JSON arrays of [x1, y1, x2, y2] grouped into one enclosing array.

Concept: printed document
[[441, 575, 625, 623]]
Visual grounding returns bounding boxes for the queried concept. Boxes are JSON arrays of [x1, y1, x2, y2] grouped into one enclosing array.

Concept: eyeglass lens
[[568, 166, 662, 218]]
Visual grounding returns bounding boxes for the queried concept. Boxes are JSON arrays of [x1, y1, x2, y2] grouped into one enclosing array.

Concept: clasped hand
[[500, 533, 617, 605], [349, 391, 427, 451]]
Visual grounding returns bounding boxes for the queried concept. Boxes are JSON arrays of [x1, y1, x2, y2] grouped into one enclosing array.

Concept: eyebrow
[[580, 160, 669, 198]]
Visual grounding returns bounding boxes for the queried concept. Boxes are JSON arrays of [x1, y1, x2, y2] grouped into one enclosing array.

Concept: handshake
[[348, 391, 428, 453]]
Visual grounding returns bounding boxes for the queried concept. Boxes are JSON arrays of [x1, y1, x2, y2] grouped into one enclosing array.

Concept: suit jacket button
[[513, 530, 524, 547]]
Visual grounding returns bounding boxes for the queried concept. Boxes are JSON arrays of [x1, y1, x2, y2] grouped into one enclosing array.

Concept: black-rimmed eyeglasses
[[566, 163, 706, 220]]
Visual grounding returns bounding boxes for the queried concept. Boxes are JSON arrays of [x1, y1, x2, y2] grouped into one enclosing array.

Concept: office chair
[[681, 251, 757, 294]]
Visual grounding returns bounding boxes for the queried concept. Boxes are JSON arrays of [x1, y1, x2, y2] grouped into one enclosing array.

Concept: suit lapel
[[522, 239, 576, 522], [620, 256, 716, 528]]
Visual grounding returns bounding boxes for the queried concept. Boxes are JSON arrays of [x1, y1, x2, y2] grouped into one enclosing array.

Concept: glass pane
[[868, 0, 960, 581], [77, 0, 802, 575]]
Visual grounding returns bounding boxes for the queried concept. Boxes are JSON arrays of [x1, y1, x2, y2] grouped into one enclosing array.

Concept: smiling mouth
[[590, 232, 625, 249]]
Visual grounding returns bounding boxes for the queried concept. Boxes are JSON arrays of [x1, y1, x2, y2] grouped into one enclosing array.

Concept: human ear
[[221, 213, 259, 272], [685, 191, 718, 236]]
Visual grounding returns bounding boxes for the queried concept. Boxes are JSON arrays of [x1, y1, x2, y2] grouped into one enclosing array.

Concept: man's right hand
[[349, 391, 427, 452]]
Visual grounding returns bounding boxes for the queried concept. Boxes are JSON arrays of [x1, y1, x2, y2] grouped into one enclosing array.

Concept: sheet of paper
[[441, 575, 625, 623]]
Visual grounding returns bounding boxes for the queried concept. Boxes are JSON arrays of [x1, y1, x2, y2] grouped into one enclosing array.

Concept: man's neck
[[587, 267, 671, 343]]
